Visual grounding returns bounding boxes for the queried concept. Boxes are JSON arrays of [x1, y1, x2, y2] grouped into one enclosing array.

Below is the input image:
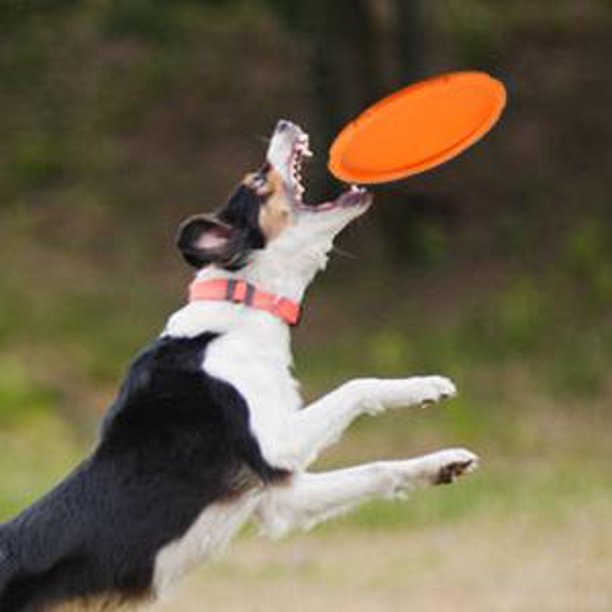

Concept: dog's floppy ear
[[176, 214, 238, 269]]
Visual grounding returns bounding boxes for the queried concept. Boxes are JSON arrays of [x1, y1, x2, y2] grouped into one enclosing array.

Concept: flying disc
[[328, 71, 506, 184]]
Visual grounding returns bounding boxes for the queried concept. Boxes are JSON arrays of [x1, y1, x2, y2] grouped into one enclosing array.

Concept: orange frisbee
[[328, 71, 506, 184]]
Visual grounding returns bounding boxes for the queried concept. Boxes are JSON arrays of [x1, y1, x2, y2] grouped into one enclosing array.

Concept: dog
[[0, 120, 478, 611]]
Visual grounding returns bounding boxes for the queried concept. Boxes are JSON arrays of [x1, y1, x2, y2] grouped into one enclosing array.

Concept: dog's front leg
[[256, 448, 478, 538], [272, 376, 456, 470]]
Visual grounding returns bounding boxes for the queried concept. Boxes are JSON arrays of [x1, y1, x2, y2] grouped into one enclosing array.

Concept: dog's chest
[[203, 325, 302, 462], [164, 301, 302, 463]]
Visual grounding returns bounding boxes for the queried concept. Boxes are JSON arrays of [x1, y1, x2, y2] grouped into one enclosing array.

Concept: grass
[[0, 409, 83, 519], [153, 496, 612, 611]]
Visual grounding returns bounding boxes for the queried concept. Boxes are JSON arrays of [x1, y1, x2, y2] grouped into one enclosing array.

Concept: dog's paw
[[347, 375, 457, 415], [426, 448, 479, 485], [379, 448, 479, 499], [409, 375, 457, 407]]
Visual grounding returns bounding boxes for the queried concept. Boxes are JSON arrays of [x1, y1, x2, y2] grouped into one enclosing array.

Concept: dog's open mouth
[[267, 120, 370, 213], [289, 131, 312, 203]]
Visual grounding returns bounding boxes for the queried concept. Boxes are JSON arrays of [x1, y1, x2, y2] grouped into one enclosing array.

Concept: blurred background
[[1, 1, 611, 610]]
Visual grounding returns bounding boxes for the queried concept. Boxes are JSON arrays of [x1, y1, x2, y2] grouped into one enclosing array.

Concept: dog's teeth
[[296, 142, 312, 158], [288, 144, 309, 198]]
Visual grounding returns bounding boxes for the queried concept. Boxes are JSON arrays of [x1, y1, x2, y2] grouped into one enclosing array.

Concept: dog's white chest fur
[[154, 301, 301, 594], [166, 301, 303, 455], [208, 330, 301, 450]]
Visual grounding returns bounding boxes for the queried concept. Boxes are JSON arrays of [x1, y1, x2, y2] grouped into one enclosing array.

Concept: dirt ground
[[152, 501, 612, 612]]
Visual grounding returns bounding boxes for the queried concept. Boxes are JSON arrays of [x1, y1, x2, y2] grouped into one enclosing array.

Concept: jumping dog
[[0, 120, 478, 611]]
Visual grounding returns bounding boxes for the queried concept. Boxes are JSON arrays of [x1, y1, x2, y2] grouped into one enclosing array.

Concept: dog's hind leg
[[255, 448, 478, 538], [271, 376, 456, 470]]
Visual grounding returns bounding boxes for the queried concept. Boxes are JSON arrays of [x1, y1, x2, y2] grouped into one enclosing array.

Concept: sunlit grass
[[0, 410, 83, 520]]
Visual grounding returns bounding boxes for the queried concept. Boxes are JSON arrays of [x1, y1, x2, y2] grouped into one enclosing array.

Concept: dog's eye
[[252, 174, 267, 190]]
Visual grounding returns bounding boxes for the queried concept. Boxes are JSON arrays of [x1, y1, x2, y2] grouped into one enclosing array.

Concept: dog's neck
[[198, 228, 332, 302], [163, 266, 306, 347], [236, 234, 332, 303], [164, 229, 332, 345], [163, 284, 294, 363]]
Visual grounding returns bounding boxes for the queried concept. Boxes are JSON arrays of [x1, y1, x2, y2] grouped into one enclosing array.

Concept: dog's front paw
[[410, 375, 457, 407], [421, 448, 479, 486], [346, 375, 457, 415], [379, 448, 479, 499], [380, 375, 457, 411]]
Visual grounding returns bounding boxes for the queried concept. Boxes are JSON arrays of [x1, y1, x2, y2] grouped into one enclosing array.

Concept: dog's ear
[[176, 214, 238, 269]]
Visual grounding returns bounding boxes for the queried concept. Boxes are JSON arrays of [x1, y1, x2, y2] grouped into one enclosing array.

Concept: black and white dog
[[0, 120, 478, 611]]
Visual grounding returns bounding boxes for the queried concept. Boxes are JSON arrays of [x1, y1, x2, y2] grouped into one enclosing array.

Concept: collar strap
[[189, 279, 301, 326]]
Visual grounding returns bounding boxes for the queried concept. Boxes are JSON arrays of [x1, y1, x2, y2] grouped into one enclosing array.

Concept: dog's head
[[177, 120, 372, 296]]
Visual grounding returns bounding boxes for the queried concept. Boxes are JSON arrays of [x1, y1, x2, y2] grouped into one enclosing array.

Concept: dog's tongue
[[337, 186, 368, 207]]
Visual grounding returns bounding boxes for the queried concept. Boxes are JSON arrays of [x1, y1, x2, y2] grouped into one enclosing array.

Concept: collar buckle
[[225, 280, 256, 306]]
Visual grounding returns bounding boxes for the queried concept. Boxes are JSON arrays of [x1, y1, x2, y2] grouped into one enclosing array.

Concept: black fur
[[0, 332, 287, 611], [175, 214, 231, 269], [177, 184, 267, 271]]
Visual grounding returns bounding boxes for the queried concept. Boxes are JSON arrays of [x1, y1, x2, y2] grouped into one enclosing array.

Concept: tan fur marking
[[258, 170, 293, 240], [243, 172, 272, 196], [47, 592, 150, 611]]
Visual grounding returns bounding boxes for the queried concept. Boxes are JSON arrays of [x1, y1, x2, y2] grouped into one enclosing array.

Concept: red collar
[[189, 279, 301, 326]]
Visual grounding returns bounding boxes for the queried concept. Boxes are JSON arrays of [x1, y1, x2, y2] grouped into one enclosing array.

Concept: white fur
[[153, 491, 260, 597], [155, 291, 471, 592], [256, 448, 478, 538], [152, 120, 479, 595]]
